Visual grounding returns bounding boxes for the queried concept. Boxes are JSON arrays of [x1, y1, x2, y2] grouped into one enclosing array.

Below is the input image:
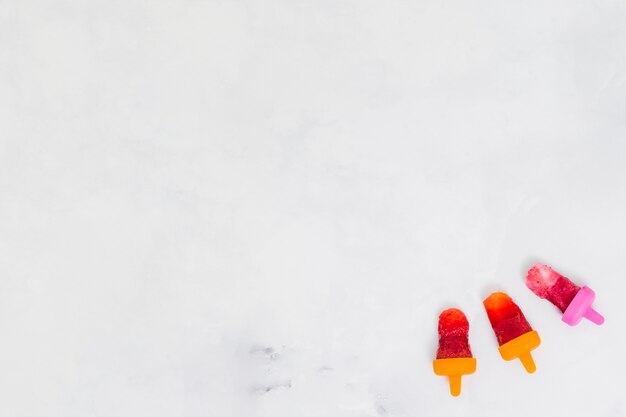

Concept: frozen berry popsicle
[[433, 308, 476, 396], [526, 263, 604, 326], [483, 292, 541, 373]]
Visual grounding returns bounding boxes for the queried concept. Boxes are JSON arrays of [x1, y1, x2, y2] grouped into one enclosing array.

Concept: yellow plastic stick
[[498, 330, 541, 373], [433, 357, 477, 397]]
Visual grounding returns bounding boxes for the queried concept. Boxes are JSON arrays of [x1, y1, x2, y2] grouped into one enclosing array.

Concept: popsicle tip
[[483, 291, 511, 308], [525, 263, 557, 298]]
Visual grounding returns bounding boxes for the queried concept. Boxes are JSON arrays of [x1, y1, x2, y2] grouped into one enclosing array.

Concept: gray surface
[[1, 1, 625, 416]]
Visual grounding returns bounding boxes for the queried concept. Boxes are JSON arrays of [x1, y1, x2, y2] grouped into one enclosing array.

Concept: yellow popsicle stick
[[433, 357, 477, 397], [498, 330, 541, 373]]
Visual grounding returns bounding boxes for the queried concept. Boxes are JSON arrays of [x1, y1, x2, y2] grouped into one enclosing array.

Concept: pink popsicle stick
[[584, 308, 605, 325]]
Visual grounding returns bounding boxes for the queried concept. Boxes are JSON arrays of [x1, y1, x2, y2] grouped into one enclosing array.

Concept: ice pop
[[433, 308, 476, 396], [526, 263, 604, 326], [483, 292, 541, 373]]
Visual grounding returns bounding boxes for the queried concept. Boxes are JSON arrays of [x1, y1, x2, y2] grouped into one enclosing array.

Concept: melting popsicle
[[526, 263, 604, 326], [483, 292, 541, 373], [432, 308, 476, 396]]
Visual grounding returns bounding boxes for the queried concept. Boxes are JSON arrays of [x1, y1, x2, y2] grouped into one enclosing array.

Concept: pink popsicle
[[526, 263, 604, 326]]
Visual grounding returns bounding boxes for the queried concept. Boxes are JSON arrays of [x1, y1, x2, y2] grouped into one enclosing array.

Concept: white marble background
[[2, 1, 626, 416]]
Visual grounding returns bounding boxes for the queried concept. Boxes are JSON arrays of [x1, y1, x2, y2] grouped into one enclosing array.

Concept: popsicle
[[526, 263, 604, 326], [483, 292, 541, 373], [432, 308, 476, 396]]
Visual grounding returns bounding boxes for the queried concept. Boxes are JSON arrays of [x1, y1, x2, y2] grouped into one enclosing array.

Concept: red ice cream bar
[[436, 308, 472, 359], [433, 308, 476, 397], [483, 292, 541, 373], [526, 263, 604, 326]]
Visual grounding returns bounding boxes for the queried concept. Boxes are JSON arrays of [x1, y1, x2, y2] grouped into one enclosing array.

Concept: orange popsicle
[[483, 292, 541, 373]]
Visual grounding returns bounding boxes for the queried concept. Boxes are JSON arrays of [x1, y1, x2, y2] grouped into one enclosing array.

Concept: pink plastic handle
[[562, 286, 604, 326], [583, 308, 605, 325]]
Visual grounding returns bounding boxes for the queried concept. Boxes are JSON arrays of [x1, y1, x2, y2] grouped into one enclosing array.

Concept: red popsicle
[[433, 309, 476, 396], [526, 263, 604, 326], [483, 292, 541, 373], [436, 308, 472, 359]]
